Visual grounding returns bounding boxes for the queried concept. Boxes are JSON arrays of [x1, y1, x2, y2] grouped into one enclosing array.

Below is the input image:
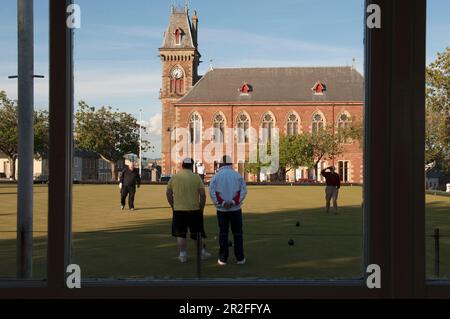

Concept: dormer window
[[239, 82, 253, 95], [174, 28, 183, 45], [312, 81, 327, 95]]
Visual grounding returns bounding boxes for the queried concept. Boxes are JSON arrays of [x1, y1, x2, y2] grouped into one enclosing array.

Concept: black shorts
[[172, 210, 207, 240]]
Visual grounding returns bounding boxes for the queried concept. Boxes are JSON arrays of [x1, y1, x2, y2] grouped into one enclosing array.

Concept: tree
[[0, 91, 49, 180], [307, 121, 363, 177], [278, 134, 314, 180], [245, 144, 267, 183], [74, 101, 150, 181], [426, 47, 450, 173]]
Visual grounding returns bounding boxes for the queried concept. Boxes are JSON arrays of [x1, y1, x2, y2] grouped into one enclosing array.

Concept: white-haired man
[[209, 155, 248, 266], [119, 160, 141, 211]]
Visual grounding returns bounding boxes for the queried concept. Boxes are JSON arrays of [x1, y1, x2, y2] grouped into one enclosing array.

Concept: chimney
[[192, 10, 198, 47]]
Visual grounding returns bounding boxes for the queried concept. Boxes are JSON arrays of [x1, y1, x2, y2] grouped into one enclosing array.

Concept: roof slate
[[177, 67, 364, 104]]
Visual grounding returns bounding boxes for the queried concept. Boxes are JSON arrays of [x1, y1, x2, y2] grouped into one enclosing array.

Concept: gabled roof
[[177, 67, 364, 104], [74, 150, 99, 159], [160, 7, 195, 50], [427, 168, 446, 179]]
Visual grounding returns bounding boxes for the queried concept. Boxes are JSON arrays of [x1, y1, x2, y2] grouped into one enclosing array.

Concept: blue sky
[[0, 0, 449, 157]]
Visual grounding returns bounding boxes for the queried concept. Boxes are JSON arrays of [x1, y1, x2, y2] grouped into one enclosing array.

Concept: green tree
[[426, 47, 450, 173], [74, 101, 150, 180], [0, 91, 49, 180], [308, 121, 363, 177], [245, 143, 269, 182], [278, 134, 314, 180]]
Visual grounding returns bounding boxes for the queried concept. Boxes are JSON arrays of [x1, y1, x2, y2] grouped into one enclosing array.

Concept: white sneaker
[[237, 258, 246, 265], [201, 249, 212, 260], [178, 252, 188, 263], [217, 259, 227, 266]]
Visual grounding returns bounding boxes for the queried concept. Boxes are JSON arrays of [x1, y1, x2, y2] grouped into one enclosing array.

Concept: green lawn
[[0, 184, 449, 280]]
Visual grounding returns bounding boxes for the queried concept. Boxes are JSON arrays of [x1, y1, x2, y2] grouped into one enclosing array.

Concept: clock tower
[[159, 6, 201, 174]]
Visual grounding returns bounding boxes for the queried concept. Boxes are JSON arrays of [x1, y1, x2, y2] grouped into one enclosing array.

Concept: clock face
[[171, 67, 183, 79]]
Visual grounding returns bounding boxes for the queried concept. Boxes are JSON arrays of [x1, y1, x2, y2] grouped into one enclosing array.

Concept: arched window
[[337, 112, 351, 143], [261, 112, 275, 143], [237, 112, 250, 143], [213, 113, 225, 143], [174, 28, 182, 45], [287, 112, 299, 136], [312, 112, 325, 135], [189, 112, 202, 144]]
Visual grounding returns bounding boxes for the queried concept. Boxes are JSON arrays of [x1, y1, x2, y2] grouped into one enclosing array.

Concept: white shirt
[[197, 165, 205, 175], [209, 166, 247, 212]]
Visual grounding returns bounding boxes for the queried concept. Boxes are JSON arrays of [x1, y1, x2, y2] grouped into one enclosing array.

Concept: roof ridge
[[209, 66, 354, 70], [212, 66, 352, 68]]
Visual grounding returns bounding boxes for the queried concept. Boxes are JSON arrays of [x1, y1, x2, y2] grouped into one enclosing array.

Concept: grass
[[0, 184, 449, 280]]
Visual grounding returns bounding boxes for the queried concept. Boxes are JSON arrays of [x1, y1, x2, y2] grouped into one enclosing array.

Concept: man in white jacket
[[209, 155, 248, 265]]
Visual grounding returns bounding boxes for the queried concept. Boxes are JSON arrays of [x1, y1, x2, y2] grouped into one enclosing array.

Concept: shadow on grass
[[0, 204, 365, 280], [2, 201, 450, 280], [2, 189, 449, 280]]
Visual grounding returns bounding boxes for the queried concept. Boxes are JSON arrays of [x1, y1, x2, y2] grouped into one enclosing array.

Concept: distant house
[[0, 151, 48, 181], [426, 167, 449, 191], [73, 150, 99, 182], [98, 158, 124, 182], [0, 151, 11, 179]]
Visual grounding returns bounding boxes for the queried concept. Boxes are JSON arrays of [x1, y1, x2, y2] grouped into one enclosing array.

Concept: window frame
[[286, 112, 300, 136], [1, 0, 448, 299], [236, 112, 250, 144], [312, 111, 325, 135], [212, 112, 226, 143], [188, 112, 202, 144], [261, 112, 275, 144]]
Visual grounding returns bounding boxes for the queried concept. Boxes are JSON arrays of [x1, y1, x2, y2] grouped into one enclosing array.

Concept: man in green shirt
[[166, 158, 211, 263]]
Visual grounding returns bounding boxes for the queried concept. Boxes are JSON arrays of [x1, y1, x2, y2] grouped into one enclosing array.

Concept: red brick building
[[159, 7, 363, 183]]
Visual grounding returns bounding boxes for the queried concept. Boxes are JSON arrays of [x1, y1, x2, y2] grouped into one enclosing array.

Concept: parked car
[[160, 174, 172, 182], [33, 175, 49, 184], [296, 178, 319, 184]]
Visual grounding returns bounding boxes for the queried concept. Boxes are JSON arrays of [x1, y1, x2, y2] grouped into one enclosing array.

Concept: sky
[[0, 0, 449, 157]]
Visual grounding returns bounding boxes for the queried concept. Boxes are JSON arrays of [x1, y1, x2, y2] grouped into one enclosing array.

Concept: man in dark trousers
[[119, 160, 141, 211], [209, 155, 248, 266], [321, 166, 341, 214]]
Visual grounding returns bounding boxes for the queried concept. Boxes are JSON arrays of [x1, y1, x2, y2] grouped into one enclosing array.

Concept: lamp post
[[11, 0, 41, 278], [139, 108, 142, 176], [167, 127, 172, 175]]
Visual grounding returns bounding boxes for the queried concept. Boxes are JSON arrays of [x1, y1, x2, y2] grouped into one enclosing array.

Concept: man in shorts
[[166, 158, 211, 263], [321, 166, 341, 214]]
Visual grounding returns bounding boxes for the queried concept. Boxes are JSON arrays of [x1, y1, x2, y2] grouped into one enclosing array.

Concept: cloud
[[201, 28, 358, 55], [141, 113, 162, 157], [145, 113, 162, 135], [82, 24, 164, 39], [73, 60, 161, 99]]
